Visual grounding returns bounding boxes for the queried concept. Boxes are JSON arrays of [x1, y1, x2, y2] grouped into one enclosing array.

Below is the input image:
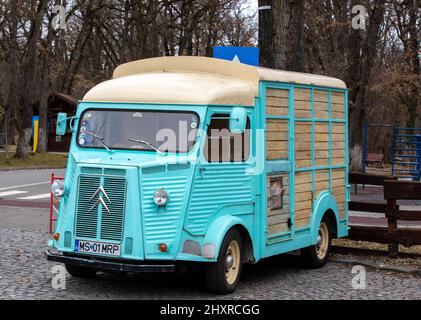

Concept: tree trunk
[[204, 4, 217, 57], [60, 1, 97, 94], [259, 0, 287, 69], [38, 0, 61, 154], [288, 0, 304, 72], [38, 52, 50, 153], [258, 0, 304, 71], [15, 128, 33, 158], [15, 0, 49, 158], [6, 0, 18, 146], [407, 0, 420, 127]]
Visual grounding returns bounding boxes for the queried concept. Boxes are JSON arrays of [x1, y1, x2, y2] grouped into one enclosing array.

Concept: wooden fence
[[348, 173, 421, 257]]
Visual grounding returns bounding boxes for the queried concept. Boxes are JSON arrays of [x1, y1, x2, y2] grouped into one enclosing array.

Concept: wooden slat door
[[266, 88, 292, 237]]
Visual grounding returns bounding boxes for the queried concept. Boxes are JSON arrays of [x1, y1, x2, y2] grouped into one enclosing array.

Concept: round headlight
[[51, 180, 65, 197], [153, 188, 169, 206]]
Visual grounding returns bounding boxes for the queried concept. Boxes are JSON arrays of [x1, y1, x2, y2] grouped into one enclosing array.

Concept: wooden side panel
[[266, 89, 289, 116], [315, 123, 329, 167], [332, 123, 346, 166], [314, 170, 330, 200], [314, 90, 329, 103], [294, 89, 311, 119], [267, 174, 290, 235], [314, 90, 329, 119], [295, 171, 312, 228], [332, 92, 345, 119], [266, 119, 289, 160], [265, 87, 347, 233], [295, 123, 312, 168], [266, 88, 290, 161], [332, 168, 346, 219]]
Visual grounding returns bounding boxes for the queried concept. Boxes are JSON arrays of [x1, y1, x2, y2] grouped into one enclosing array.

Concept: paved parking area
[[0, 170, 420, 300], [0, 207, 420, 300]]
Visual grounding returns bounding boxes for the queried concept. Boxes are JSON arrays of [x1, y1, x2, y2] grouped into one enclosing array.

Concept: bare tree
[[348, 1, 386, 170], [390, 0, 420, 127]]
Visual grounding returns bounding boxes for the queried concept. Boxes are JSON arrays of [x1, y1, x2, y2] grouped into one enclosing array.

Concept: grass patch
[[332, 239, 421, 269], [333, 238, 421, 255], [0, 148, 68, 170]]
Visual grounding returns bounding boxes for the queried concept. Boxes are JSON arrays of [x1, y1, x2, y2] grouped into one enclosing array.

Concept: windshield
[[77, 109, 199, 153]]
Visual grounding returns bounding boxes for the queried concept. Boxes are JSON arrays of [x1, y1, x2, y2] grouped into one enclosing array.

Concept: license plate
[[75, 240, 121, 257]]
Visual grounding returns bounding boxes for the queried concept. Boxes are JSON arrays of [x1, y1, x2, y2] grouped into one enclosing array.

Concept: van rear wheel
[[205, 229, 243, 294], [301, 218, 332, 269], [65, 263, 97, 278]]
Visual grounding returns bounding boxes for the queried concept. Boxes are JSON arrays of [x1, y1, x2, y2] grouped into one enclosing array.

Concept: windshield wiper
[[128, 138, 163, 154], [81, 129, 111, 153]]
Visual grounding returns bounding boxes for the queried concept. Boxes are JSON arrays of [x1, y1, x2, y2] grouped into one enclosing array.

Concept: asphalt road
[[0, 169, 65, 207]]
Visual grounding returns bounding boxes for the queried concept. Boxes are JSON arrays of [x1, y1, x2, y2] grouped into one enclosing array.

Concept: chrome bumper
[[46, 250, 175, 273]]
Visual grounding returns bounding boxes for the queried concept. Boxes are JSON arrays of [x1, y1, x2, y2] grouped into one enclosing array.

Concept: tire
[[301, 217, 332, 269], [65, 263, 97, 278], [205, 229, 243, 294]]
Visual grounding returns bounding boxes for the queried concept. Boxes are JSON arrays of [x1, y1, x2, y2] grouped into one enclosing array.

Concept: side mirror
[[56, 112, 68, 136], [230, 107, 247, 133]]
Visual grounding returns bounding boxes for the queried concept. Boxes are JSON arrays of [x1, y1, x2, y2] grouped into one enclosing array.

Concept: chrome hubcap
[[316, 222, 329, 260], [317, 234, 323, 247], [225, 240, 240, 285], [225, 254, 234, 269]]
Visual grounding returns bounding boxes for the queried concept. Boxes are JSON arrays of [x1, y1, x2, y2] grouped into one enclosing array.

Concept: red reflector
[[159, 243, 167, 252], [53, 233, 60, 241]]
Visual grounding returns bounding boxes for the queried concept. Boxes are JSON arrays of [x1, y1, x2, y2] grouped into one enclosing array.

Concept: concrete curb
[[330, 257, 421, 277]]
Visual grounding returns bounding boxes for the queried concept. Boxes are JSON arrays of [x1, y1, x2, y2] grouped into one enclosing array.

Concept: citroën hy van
[[47, 56, 349, 294]]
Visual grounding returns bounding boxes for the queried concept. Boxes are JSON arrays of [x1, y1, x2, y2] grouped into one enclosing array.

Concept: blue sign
[[213, 46, 260, 67]]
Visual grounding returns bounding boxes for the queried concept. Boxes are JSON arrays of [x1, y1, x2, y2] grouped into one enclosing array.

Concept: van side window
[[204, 114, 250, 163]]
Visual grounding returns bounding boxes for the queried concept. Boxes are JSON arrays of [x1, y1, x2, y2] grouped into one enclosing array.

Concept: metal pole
[[5, 109, 9, 159], [49, 173, 54, 233], [362, 122, 368, 174], [391, 126, 396, 177], [417, 135, 421, 181]]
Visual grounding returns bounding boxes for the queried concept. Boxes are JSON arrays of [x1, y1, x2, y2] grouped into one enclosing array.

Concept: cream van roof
[[82, 56, 347, 106]]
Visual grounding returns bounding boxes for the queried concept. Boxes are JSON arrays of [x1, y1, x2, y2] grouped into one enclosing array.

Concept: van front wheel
[[205, 229, 243, 294], [65, 263, 97, 278], [301, 218, 332, 269]]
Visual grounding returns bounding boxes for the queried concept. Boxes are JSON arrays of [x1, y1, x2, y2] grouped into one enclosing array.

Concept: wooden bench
[[349, 172, 397, 210], [366, 153, 384, 168], [348, 176, 421, 257]]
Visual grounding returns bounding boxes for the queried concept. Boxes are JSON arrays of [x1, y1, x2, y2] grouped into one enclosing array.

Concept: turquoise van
[[47, 56, 349, 294]]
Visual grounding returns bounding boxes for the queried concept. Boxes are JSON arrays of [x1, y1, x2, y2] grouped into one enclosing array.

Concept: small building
[[47, 92, 78, 152]]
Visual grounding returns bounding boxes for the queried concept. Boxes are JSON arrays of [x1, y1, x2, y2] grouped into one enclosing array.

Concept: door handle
[[199, 167, 206, 178]]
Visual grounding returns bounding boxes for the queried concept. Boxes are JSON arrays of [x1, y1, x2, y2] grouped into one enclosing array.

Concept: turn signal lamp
[[159, 243, 168, 253]]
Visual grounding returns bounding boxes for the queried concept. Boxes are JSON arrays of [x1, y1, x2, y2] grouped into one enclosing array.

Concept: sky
[[245, 0, 258, 15]]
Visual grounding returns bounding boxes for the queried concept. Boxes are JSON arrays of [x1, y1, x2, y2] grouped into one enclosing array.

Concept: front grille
[[75, 175, 100, 239], [100, 177, 126, 241], [75, 173, 127, 242]]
